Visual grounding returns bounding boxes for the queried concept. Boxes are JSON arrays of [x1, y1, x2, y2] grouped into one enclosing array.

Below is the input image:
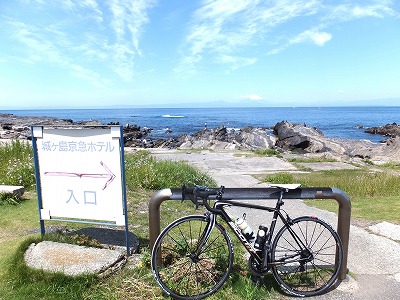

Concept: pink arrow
[[44, 161, 116, 190]]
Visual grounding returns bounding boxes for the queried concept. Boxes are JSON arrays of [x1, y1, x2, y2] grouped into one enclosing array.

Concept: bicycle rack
[[148, 187, 351, 281]]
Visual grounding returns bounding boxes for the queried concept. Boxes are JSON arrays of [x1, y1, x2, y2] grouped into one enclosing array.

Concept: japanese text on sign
[[41, 140, 115, 152]]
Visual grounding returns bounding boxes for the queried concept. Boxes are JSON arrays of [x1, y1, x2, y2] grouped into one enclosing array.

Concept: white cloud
[[290, 30, 332, 46], [327, 3, 398, 21], [241, 94, 263, 101]]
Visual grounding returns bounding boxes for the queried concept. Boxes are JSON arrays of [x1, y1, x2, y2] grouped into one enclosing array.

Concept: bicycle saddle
[[268, 183, 301, 190]]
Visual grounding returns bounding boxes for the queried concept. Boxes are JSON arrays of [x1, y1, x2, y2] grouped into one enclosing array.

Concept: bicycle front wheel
[[151, 215, 233, 300], [271, 216, 343, 297]]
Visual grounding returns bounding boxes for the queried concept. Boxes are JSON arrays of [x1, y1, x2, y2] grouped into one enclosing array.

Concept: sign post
[[31, 125, 130, 255]]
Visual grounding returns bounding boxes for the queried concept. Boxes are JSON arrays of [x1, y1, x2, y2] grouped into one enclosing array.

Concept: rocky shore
[[1, 113, 400, 162]]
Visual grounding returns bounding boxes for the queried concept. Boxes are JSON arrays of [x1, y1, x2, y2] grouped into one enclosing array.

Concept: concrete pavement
[[149, 148, 400, 300]]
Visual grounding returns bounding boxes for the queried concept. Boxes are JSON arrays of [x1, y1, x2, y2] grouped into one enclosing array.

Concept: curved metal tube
[[148, 187, 351, 280]]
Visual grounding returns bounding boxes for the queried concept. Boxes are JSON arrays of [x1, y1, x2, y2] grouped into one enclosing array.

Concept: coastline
[[2, 106, 398, 143], [1, 113, 400, 163]]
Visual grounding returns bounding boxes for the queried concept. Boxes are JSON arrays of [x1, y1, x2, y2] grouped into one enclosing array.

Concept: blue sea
[[2, 107, 399, 143]]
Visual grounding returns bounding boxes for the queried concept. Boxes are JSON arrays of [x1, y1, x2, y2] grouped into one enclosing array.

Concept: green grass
[[4, 146, 279, 300], [263, 169, 400, 223], [379, 161, 400, 170], [2, 141, 399, 299], [286, 157, 338, 163], [285, 157, 339, 172], [251, 148, 282, 158]]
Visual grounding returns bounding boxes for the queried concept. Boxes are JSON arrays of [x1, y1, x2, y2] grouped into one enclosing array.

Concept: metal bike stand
[[148, 187, 351, 281]]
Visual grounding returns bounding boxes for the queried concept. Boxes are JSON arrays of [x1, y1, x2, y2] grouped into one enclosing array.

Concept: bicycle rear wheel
[[151, 215, 233, 300], [271, 216, 343, 297]]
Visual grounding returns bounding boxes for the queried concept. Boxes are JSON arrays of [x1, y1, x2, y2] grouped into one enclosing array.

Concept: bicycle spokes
[[152, 215, 233, 299], [271, 216, 342, 296]]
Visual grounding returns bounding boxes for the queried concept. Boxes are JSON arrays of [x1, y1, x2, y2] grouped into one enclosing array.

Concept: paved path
[[149, 149, 400, 300]]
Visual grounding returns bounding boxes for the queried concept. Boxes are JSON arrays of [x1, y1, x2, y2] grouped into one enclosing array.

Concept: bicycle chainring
[[248, 256, 269, 276]]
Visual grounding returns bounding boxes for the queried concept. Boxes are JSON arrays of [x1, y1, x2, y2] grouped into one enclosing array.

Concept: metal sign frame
[[31, 125, 130, 255]]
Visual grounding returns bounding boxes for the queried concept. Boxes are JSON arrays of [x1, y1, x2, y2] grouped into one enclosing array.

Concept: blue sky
[[1, 0, 399, 108]]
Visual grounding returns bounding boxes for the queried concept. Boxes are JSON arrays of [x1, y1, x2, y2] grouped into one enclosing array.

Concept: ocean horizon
[[1, 106, 399, 143]]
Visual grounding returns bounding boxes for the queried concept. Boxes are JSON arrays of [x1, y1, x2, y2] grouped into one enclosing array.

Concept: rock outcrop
[[272, 121, 394, 161], [160, 126, 276, 150], [273, 121, 346, 154], [1, 113, 399, 162], [122, 124, 152, 147], [0, 114, 84, 139], [365, 123, 400, 139], [0, 114, 152, 147]]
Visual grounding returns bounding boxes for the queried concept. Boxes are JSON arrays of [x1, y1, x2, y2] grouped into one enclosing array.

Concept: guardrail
[[148, 187, 351, 280]]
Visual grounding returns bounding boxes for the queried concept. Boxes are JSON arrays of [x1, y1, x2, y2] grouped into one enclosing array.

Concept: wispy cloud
[[175, 0, 321, 75], [219, 55, 257, 71], [108, 0, 155, 80], [5, 0, 155, 85], [7, 19, 108, 87], [177, 0, 397, 74], [290, 30, 332, 46], [325, 2, 399, 21]]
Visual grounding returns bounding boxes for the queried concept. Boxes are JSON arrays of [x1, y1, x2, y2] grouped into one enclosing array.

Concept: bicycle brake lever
[[216, 185, 225, 200]]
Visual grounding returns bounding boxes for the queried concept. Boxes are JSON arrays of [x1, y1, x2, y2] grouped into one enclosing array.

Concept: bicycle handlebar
[[182, 185, 225, 211]]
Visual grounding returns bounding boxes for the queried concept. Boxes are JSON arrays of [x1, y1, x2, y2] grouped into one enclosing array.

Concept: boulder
[[273, 121, 346, 154], [122, 124, 152, 145], [235, 127, 276, 149], [365, 123, 400, 138]]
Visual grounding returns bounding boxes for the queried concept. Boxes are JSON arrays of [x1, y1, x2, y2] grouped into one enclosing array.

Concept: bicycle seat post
[[277, 187, 286, 206]]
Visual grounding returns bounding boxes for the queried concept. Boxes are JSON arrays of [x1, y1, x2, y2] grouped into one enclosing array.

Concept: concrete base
[[24, 241, 126, 276]]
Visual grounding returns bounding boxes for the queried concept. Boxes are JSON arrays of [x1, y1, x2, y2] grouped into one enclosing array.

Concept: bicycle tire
[[271, 216, 343, 297], [151, 215, 234, 300]]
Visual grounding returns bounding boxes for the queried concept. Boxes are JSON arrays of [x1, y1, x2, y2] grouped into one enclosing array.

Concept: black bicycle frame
[[203, 198, 309, 270]]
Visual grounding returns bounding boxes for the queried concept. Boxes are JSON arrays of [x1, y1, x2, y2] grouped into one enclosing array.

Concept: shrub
[[124, 150, 216, 190], [0, 140, 35, 188]]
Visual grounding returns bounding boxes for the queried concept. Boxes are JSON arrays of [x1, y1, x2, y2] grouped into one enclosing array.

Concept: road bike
[[151, 184, 343, 299]]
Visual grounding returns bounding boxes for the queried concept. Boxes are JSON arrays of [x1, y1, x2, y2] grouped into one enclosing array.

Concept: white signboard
[[32, 126, 126, 225]]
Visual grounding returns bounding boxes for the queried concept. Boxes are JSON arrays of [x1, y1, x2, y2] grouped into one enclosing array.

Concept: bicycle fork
[[191, 212, 217, 261]]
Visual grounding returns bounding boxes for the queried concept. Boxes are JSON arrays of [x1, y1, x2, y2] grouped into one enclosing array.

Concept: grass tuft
[[124, 150, 216, 190], [0, 192, 23, 205], [252, 148, 282, 157]]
